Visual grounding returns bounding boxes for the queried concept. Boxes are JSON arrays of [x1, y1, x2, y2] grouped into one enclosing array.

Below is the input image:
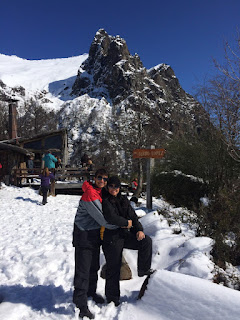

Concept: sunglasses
[[97, 176, 108, 182], [108, 184, 120, 190]]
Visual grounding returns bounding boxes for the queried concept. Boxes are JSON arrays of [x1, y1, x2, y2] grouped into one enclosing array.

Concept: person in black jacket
[[72, 168, 118, 319], [102, 176, 153, 306]]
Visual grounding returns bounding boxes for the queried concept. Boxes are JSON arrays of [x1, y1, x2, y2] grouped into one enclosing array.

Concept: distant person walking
[[43, 150, 57, 196], [39, 167, 55, 205]]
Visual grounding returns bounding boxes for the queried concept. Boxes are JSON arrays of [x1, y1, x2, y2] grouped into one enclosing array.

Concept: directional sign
[[133, 148, 166, 159]]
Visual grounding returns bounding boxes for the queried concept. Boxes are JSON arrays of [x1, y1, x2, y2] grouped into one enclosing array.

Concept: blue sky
[[0, 0, 240, 94]]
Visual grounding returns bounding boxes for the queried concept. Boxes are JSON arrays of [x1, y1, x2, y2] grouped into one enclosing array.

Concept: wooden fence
[[11, 168, 133, 196], [12, 167, 94, 187]]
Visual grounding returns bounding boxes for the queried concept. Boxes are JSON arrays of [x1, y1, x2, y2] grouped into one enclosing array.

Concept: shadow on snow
[[15, 197, 40, 205], [48, 76, 77, 101], [0, 284, 73, 315]]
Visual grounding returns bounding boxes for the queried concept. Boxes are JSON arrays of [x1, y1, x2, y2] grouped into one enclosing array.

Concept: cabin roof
[[0, 142, 32, 155], [0, 129, 67, 145]]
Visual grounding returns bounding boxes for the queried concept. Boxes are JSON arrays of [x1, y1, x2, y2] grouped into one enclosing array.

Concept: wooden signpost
[[133, 148, 166, 159], [133, 148, 166, 210]]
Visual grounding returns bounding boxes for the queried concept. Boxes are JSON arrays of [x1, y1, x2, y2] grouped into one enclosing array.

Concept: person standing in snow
[[42, 150, 57, 195], [72, 168, 118, 319], [102, 176, 153, 306], [39, 167, 55, 205]]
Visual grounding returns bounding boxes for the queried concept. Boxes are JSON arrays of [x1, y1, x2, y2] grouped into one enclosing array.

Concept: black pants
[[41, 186, 49, 204], [102, 230, 152, 301], [73, 226, 101, 308]]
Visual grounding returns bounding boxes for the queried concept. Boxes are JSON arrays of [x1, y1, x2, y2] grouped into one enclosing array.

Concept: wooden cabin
[[0, 129, 68, 185], [0, 142, 32, 185], [13, 129, 68, 169]]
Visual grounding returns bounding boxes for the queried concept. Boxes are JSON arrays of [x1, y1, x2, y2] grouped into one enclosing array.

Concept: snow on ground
[[1, 185, 240, 320]]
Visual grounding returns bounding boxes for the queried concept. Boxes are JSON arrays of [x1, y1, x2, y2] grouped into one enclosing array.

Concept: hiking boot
[[90, 293, 105, 304], [79, 306, 95, 319], [107, 299, 120, 307], [138, 268, 156, 277]]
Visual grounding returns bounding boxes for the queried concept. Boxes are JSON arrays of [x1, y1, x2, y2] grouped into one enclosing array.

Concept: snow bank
[[0, 185, 235, 320]]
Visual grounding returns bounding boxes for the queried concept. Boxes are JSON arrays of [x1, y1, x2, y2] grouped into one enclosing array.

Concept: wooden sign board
[[133, 148, 166, 159]]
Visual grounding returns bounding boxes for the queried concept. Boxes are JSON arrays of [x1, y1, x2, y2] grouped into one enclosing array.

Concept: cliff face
[[0, 30, 211, 174], [71, 29, 209, 131], [59, 29, 211, 172], [72, 29, 146, 103]]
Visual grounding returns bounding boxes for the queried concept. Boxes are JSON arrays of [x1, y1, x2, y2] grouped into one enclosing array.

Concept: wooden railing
[[12, 168, 41, 186], [11, 167, 94, 186], [55, 167, 94, 180]]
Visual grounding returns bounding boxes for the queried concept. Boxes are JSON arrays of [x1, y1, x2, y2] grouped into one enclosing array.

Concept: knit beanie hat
[[107, 176, 121, 188]]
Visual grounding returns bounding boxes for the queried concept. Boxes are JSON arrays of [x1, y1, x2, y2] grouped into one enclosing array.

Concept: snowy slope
[[0, 54, 87, 92], [1, 185, 239, 320], [0, 53, 88, 111]]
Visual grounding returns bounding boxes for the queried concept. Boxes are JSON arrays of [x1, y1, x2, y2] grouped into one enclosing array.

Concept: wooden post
[[146, 146, 155, 210], [133, 147, 165, 211], [146, 159, 152, 210], [50, 179, 56, 196], [9, 103, 18, 139]]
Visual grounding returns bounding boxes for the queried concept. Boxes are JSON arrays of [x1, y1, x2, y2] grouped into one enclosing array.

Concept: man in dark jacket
[[102, 176, 153, 306], [72, 168, 117, 319]]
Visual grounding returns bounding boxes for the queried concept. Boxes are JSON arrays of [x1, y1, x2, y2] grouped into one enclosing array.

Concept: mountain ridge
[[0, 29, 211, 174]]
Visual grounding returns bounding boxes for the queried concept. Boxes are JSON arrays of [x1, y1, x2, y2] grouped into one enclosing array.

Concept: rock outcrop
[[0, 29, 212, 174], [65, 29, 211, 169]]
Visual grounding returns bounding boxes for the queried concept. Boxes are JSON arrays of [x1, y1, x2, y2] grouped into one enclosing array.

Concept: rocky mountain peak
[[71, 29, 190, 108], [71, 29, 145, 101], [88, 29, 130, 63], [68, 30, 212, 168]]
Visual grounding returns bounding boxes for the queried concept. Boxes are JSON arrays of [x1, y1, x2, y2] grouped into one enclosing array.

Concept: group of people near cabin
[[72, 168, 153, 319], [39, 151, 95, 204], [25, 149, 95, 205]]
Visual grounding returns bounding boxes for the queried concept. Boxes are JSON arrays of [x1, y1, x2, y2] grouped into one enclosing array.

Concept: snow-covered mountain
[[0, 53, 88, 110], [0, 29, 211, 173]]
